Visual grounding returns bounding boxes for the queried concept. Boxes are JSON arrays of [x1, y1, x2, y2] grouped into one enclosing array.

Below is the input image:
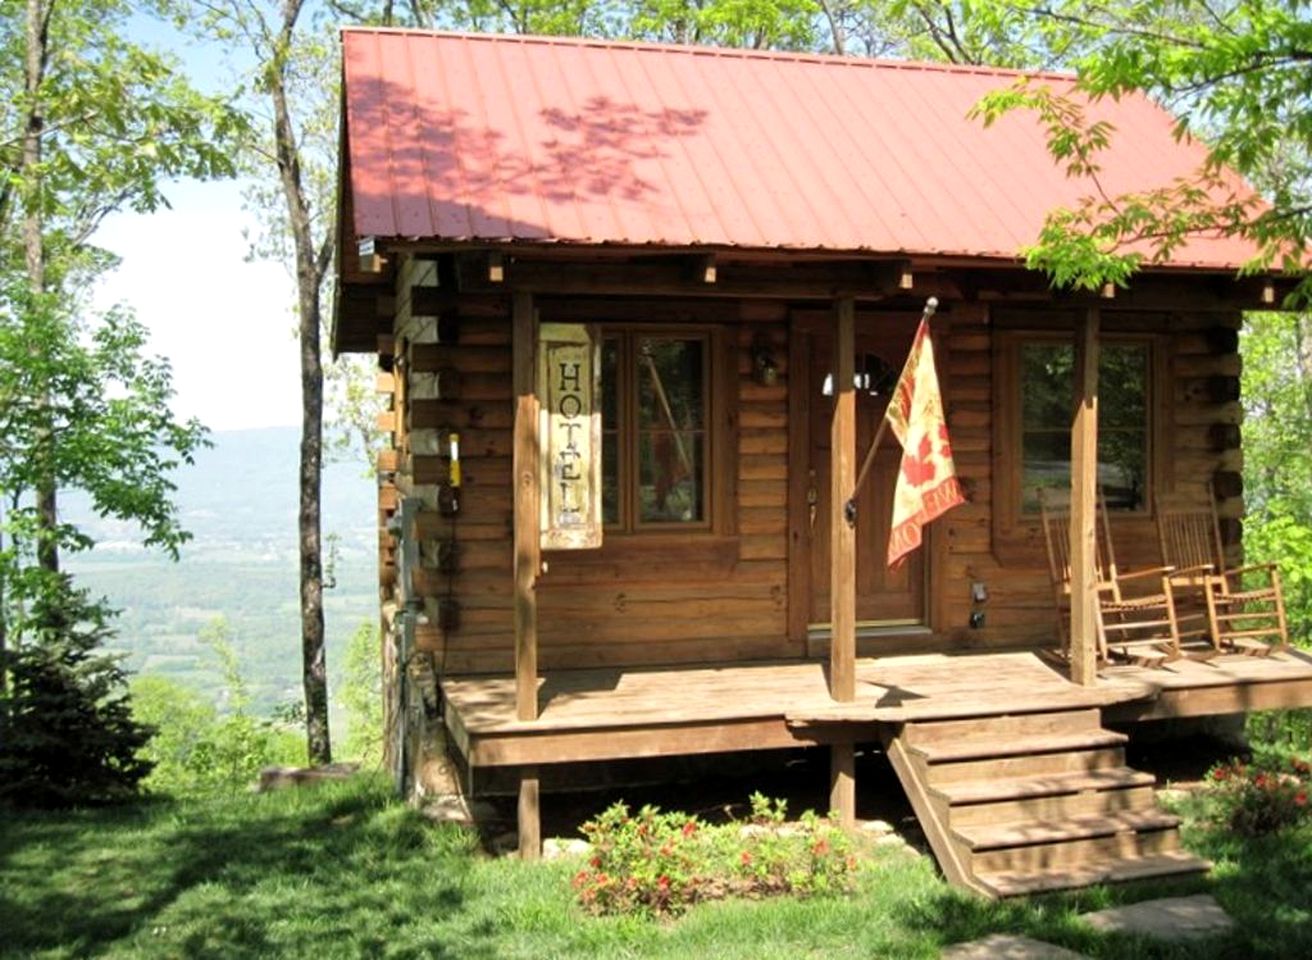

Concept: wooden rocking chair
[[1155, 488, 1289, 655], [1039, 489, 1184, 665]]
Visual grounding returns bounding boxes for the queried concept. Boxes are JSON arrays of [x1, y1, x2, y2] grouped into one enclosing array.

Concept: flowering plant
[[571, 794, 860, 917], [1206, 754, 1311, 836]]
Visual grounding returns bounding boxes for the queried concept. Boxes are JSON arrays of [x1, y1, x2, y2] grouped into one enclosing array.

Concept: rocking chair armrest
[[1116, 565, 1176, 582], [1167, 563, 1215, 578], [1225, 562, 1280, 578]]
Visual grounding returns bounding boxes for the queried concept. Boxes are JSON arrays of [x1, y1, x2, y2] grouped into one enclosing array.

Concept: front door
[[805, 315, 925, 629]]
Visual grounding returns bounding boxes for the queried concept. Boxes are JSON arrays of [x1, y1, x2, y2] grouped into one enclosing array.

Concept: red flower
[[682, 820, 697, 837], [812, 838, 830, 856], [589, 855, 601, 868], [657, 875, 670, 889], [1296, 791, 1308, 808], [740, 851, 753, 866]]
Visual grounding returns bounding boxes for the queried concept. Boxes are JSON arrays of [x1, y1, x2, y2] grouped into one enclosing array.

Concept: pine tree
[[0, 577, 153, 807]]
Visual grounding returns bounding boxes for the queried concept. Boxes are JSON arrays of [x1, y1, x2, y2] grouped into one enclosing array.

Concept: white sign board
[[537, 323, 603, 550]]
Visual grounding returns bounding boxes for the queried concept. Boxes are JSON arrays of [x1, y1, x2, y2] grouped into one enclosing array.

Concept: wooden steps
[[883, 707, 1209, 898]]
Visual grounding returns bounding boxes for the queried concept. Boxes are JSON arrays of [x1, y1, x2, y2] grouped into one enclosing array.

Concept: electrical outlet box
[[971, 581, 989, 603]]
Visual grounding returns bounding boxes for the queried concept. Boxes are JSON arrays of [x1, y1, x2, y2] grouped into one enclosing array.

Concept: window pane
[[1099, 430, 1146, 510], [1021, 431, 1071, 512], [1100, 345, 1146, 430], [1020, 343, 1073, 429], [602, 431, 619, 524], [601, 337, 619, 431], [638, 338, 704, 430], [638, 431, 704, 523], [1019, 341, 1149, 513]]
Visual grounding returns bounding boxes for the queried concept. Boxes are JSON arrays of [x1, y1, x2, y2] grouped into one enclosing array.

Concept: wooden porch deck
[[441, 648, 1312, 770]]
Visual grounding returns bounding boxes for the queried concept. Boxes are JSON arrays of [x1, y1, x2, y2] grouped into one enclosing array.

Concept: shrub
[[130, 618, 305, 797], [1206, 754, 1312, 836], [0, 579, 154, 807], [572, 793, 859, 917]]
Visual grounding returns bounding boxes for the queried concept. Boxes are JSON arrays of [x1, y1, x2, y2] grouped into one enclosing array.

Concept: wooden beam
[[830, 742, 855, 829], [518, 766, 541, 860], [830, 297, 857, 703], [461, 259, 906, 300], [1069, 307, 1100, 687], [512, 292, 541, 722]]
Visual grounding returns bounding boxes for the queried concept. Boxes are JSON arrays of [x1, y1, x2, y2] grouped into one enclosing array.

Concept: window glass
[[601, 337, 620, 525], [600, 333, 709, 530], [637, 338, 705, 523], [1020, 341, 1149, 512]]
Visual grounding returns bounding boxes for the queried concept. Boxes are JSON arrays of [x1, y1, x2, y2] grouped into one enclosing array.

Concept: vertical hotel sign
[[537, 323, 603, 549]]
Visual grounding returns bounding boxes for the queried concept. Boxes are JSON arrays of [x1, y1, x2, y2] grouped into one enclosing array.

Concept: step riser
[[971, 828, 1181, 875], [902, 708, 1102, 747], [928, 747, 1125, 784], [949, 786, 1158, 828], [910, 731, 1128, 765]]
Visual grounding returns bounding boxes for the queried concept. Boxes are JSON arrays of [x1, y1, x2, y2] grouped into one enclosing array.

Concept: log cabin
[[333, 28, 1312, 897]]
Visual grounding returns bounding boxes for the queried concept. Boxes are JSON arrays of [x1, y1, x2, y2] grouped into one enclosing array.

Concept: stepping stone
[[941, 934, 1088, 959], [1080, 894, 1234, 941]]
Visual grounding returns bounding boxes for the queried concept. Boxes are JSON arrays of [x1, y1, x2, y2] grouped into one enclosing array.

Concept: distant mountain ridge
[[65, 426, 379, 714]]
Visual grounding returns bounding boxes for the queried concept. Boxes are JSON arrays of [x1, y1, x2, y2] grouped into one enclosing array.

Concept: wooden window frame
[[992, 328, 1167, 557], [601, 324, 729, 537]]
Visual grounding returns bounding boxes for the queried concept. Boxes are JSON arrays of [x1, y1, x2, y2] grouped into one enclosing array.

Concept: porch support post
[[512, 292, 540, 723], [829, 296, 857, 827], [518, 766, 541, 860], [829, 296, 857, 702], [1069, 307, 1100, 687]]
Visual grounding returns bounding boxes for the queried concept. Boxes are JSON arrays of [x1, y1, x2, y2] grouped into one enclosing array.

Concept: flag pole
[[844, 296, 938, 525]]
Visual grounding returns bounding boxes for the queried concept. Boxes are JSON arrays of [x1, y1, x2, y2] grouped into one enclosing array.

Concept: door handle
[[807, 469, 818, 534]]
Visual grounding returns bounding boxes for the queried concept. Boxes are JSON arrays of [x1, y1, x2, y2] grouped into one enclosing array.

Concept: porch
[[442, 647, 1312, 770], [442, 646, 1312, 895]]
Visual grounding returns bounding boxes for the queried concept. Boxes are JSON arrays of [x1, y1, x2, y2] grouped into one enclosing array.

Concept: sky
[[93, 180, 303, 431], [89, 14, 305, 432]]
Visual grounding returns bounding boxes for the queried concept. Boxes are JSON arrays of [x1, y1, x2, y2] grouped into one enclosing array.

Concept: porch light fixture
[[751, 333, 778, 386], [1262, 280, 1276, 305], [899, 268, 914, 290], [820, 354, 894, 397]]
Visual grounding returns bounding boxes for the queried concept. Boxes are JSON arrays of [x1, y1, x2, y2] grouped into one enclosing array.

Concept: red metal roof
[[341, 28, 1257, 269]]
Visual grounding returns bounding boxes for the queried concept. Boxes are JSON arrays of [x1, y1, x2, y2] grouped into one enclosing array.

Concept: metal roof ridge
[[339, 27, 1077, 84]]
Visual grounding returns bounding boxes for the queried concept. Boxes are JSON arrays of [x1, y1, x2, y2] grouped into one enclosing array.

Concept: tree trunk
[[23, 0, 57, 577], [272, 0, 330, 765]]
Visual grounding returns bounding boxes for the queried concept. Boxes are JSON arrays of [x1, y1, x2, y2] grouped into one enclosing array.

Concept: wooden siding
[[380, 259, 1248, 674], [940, 303, 1244, 651], [396, 281, 797, 673]]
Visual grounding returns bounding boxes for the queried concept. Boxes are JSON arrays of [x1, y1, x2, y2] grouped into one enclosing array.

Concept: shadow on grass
[[895, 831, 1312, 960], [0, 778, 489, 959]]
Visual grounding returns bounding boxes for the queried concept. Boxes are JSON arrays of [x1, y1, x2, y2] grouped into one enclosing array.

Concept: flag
[[885, 310, 965, 567]]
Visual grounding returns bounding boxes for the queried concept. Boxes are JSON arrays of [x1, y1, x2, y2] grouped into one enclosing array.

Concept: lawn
[[1, 775, 1309, 959]]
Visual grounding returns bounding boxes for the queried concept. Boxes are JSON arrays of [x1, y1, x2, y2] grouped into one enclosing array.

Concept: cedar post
[[1069, 307, 1100, 686], [518, 766, 541, 860], [512, 291, 542, 858], [829, 296, 857, 827]]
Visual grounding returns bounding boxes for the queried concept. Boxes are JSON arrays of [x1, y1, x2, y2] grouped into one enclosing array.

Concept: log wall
[[376, 258, 1246, 674]]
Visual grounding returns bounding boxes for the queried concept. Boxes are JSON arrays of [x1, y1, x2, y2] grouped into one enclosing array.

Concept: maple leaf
[[900, 435, 938, 486]]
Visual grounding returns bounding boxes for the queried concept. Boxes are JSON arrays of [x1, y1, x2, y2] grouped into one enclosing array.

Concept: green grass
[[2, 776, 1310, 959]]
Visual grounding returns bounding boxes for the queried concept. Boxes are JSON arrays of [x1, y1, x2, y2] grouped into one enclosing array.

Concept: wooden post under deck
[[1069, 307, 1100, 687], [829, 296, 857, 826], [512, 291, 542, 858]]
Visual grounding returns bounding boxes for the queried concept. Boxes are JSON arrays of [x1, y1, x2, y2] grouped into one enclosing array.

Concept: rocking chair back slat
[[1155, 484, 1289, 652], [1038, 488, 1182, 663]]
